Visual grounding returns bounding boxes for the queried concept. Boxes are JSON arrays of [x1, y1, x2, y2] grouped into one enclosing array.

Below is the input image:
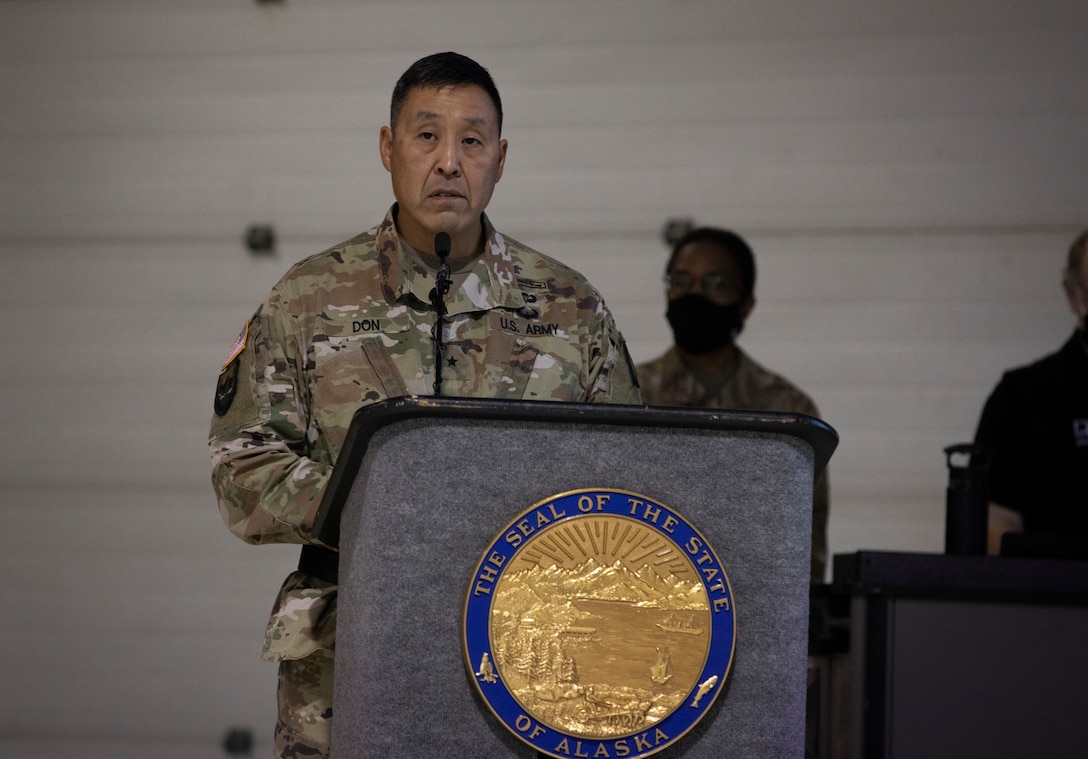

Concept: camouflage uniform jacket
[[210, 206, 640, 662], [636, 345, 829, 580]]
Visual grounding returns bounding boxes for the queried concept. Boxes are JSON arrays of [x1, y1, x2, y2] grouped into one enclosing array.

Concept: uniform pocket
[[483, 312, 584, 401], [309, 337, 396, 453]]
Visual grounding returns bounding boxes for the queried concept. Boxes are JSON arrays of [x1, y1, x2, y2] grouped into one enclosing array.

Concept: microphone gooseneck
[[431, 232, 453, 396]]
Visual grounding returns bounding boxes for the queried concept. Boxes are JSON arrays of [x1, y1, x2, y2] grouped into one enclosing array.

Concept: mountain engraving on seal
[[488, 516, 712, 739]]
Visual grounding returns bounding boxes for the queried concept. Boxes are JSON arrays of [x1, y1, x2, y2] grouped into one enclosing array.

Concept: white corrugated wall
[[2, 0, 1086, 755]]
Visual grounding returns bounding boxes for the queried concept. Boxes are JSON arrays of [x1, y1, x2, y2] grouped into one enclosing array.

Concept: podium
[[829, 550, 1088, 758], [313, 396, 836, 758]]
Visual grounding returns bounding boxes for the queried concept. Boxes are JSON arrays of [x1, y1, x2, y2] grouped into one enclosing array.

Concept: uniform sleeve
[[209, 286, 333, 547], [584, 301, 642, 406]]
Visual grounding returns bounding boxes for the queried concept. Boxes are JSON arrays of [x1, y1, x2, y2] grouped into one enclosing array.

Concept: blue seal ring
[[463, 488, 735, 758]]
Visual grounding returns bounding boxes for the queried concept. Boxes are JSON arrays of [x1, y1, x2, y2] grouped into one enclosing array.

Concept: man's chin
[[397, 209, 482, 251], [425, 209, 484, 237]]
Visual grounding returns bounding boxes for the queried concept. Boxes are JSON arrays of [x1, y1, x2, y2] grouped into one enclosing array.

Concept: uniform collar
[[376, 204, 525, 314]]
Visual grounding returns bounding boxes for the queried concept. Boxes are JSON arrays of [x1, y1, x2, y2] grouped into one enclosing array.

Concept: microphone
[[434, 231, 452, 296], [434, 232, 451, 261], [430, 232, 452, 396]]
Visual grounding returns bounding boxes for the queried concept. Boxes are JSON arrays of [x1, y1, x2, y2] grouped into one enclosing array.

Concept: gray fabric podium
[[313, 396, 837, 758]]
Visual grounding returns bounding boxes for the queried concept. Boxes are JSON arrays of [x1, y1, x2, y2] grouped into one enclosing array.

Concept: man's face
[[379, 84, 507, 257], [1065, 254, 1088, 331]]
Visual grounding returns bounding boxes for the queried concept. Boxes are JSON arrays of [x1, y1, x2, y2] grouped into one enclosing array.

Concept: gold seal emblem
[[464, 488, 735, 758]]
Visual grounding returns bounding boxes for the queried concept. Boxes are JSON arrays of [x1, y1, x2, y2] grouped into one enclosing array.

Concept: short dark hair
[[390, 51, 503, 135], [666, 227, 757, 297]]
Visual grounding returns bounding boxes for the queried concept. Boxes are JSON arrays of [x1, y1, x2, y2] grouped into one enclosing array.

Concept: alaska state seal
[[463, 488, 735, 758]]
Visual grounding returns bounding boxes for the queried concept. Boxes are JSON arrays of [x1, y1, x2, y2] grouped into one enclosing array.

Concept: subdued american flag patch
[[222, 320, 249, 370]]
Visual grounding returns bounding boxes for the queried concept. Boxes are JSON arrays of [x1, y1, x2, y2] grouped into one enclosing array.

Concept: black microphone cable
[[430, 231, 452, 396]]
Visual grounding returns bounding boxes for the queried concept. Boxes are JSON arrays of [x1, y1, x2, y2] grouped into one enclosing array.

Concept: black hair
[[666, 226, 756, 297], [390, 51, 503, 135]]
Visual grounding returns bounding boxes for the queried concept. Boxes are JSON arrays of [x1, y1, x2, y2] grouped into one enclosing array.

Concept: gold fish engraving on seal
[[488, 515, 711, 739]]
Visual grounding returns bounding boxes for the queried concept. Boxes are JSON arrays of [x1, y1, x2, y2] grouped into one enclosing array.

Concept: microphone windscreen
[[434, 232, 452, 258]]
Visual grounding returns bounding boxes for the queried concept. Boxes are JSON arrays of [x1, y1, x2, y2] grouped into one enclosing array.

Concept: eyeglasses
[[665, 272, 741, 299]]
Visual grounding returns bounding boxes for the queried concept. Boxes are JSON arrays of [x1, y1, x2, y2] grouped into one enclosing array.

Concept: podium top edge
[[313, 395, 838, 547], [831, 550, 1088, 601], [354, 395, 838, 465]]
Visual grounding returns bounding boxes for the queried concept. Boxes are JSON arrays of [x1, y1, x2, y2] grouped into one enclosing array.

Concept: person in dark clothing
[[974, 230, 1088, 554]]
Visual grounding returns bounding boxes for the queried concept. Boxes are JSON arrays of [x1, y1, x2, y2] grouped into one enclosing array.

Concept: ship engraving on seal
[[463, 488, 735, 758]]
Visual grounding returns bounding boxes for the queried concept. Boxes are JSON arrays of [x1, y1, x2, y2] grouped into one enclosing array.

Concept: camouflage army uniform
[[636, 346, 829, 581], [210, 206, 640, 756]]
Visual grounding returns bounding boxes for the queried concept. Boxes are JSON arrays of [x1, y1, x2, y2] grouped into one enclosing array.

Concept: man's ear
[[379, 126, 393, 172], [1064, 280, 1087, 329], [495, 138, 508, 182]]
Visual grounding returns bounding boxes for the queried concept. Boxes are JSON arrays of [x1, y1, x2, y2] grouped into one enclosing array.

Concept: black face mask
[[666, 294, 744, 355]]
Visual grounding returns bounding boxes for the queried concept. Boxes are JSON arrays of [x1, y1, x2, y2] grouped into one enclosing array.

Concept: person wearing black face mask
[[636, 227, 830, 582]]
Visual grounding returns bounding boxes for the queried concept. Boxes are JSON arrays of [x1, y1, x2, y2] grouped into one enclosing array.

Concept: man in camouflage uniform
[[636, 227, 829, 581], [209, 52, 640, 758]]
